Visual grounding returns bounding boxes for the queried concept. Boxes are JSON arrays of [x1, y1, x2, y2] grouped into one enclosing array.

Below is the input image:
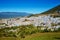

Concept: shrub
[[20, 31, 25, 38], [57, 27, 60, 31]]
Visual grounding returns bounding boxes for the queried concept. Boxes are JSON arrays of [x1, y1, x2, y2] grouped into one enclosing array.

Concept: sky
[[0, 0, 60, 14]]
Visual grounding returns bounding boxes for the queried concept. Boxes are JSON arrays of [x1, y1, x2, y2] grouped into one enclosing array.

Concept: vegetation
[[0, 32, 60, 40], [0, 24, 60, 40]]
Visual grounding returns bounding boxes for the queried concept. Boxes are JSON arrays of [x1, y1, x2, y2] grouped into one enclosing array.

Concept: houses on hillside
[[0, 15, 60, 30]]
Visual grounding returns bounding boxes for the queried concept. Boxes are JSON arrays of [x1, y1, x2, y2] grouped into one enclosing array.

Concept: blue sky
[[0, 0, 60, 14]]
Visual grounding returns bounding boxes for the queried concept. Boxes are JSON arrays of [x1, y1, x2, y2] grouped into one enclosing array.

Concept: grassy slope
[[0, 32, 60, 40]]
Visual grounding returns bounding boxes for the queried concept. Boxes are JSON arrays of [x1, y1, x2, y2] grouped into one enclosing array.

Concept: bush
[[41, 29, 48, 32], [57, 27, 60, 31], [20, 31, 25, 38]]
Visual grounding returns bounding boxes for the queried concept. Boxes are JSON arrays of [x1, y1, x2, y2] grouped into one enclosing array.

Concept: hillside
[[41, 5, 60, 14], [29, 5, 60, 17]]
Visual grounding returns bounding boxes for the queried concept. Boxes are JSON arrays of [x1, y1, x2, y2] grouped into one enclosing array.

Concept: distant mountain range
[[0, 12, 30, 19]]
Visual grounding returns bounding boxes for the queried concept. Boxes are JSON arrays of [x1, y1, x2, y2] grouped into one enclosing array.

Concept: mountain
[[29, 5, 60, 17], [41, 5, 60, 14], [0, 12, 30, 19], [0, 5, 60, 18]]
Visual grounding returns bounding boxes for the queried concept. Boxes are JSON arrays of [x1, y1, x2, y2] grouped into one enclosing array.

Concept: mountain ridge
[[41, 5, 60, 14], [29, 5, 60, 17], [0, 12, 30, 19]]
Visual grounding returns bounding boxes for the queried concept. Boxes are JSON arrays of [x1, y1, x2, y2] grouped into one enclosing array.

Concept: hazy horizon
[[0, 0, 60, 14]]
